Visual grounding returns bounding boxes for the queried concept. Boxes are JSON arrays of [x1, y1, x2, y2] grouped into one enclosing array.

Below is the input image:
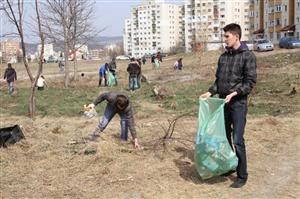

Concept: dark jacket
[[209, 42, 257, 98], [93, 92, 136, 139], [127, 61, 141, 76], [4, 67, 17, 83]]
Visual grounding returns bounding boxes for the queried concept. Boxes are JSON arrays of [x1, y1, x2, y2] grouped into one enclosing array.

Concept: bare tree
[[42, 0, 98, 87], [3, 0, 34, 82], [3, 0, 45, 118], [28, 0, 45, 118]]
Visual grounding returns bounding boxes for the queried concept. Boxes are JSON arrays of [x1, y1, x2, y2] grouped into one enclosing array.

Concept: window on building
[[275, 5, 282, 12], [202, 3, 206, 6], [276, 19, 281, 26]]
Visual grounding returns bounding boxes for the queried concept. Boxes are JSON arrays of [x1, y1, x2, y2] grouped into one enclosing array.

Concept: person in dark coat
[[87, 92, 140, 149], [127, 58, 141, 91], [200, 23, 257, 188], [3, 63, 17, 95], [109, 57, 118, 85]]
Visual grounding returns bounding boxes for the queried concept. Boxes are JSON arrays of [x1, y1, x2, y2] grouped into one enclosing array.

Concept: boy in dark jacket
[[87, 92, 140, 149], [3, 63, 17, 95], [200, 23, 257, 188], [109, 57, 118, 85], [127, 58, 141, 91]]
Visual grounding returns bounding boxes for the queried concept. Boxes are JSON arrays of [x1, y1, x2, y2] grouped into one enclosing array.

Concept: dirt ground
[[0, 48, 300, 199]]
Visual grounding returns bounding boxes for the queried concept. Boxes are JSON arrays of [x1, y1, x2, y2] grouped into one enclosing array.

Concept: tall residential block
[[251, 0, 300, 43], [123, 0, 184, 58], [184, 0, 251, 52]]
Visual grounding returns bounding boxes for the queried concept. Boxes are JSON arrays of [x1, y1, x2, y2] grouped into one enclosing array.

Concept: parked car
[[116, 55, 130, 60], [279, 37, 300, 49], [253, 39, 274, 51]]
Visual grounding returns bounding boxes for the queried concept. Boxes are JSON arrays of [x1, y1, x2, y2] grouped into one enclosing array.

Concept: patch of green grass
[[0, 87, 105, 117], [159, 81, 212, 115]]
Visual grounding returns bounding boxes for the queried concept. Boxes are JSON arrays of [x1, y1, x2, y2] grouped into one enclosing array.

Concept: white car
[[253, 39, 274, 51], [116, 55, 130, 60]]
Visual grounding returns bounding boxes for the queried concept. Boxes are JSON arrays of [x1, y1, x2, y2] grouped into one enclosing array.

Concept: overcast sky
[[0, 0, 184, 42]]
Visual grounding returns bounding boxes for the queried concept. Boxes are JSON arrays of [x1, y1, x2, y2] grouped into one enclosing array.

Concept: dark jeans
[[99, 74, 107, 86], [97, 104, 136, 141], [224, 98, 248, 180], [37, 86, 44, 91]]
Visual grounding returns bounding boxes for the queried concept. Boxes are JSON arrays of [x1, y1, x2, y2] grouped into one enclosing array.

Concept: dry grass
[[1, 48, 300, 198]]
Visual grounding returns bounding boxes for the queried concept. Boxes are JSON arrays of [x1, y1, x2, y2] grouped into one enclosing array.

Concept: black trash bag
[[0, 125, 25, 148]]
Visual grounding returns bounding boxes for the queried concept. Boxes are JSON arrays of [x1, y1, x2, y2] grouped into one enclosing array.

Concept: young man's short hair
[[116, 95, 129, 111], [223, 23, 242, 40]]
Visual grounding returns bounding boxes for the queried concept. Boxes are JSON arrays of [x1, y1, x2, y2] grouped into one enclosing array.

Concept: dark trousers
[[99, 74, 107, 86], [224, 99, 248, 179]]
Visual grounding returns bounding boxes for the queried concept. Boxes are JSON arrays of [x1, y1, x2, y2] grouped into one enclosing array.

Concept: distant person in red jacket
[[156, 51, 162, 62], [3, 63, 17, 95]]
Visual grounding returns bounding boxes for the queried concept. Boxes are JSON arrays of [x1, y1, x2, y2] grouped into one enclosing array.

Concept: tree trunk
[[28, 0, 44, 118], [29, 81, 37, 118], [73, 55, 78, 81], [20, 37, 34, 83], [64, 43, 70, 88]]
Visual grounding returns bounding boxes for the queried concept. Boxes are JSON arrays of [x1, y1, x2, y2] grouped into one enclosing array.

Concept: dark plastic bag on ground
[[0, 125, 25, 148], [194, 98, 238, 179]]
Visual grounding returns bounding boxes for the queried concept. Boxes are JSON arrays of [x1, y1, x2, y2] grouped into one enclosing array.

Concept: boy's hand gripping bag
[[194, 98, 238, 180]]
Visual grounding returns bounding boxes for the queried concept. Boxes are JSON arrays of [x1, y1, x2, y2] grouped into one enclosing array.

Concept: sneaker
[[230, 178, 247, 188]]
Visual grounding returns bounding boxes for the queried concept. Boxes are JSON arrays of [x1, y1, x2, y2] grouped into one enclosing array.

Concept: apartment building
[[184, 0, 251, 52], [251, 0, 300, 43], [37, 43, 54, 60], [123, 0, 184, 58], [123, 19, 133, 56], [0, 40, 20, 63]]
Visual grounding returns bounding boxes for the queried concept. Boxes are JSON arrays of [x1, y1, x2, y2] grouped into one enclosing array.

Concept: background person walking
[[3, 63, 17, 95]]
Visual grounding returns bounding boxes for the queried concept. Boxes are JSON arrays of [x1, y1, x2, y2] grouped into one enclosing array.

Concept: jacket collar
[[225, 42, 249, 55]]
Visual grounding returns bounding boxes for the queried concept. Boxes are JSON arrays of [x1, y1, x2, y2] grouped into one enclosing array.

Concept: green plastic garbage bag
[[107, 72, 116, 87], [194, 97, 238, 180]]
